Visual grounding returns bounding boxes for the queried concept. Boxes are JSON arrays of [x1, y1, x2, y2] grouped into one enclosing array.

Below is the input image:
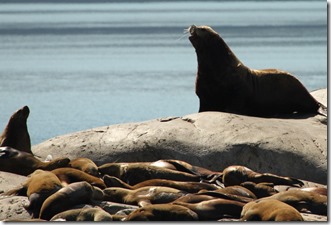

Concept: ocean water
[[0, 1, 327, 145]]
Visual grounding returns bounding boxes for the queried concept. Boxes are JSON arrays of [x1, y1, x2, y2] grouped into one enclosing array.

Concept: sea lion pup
[[50, 207, 113, 221], [262, 189, 327, 215], [0, 146, 70, 176], [2, 169, 63, 218], [222, 165, 303, 187], [69, 157, 99, 177], [39, 181, 103, 220], [188, 25, 327, 117], [0, 105, 32, 154], [51, 167, 106, 189], [172, 198, 245, 220], [98, 163, 200, 185], [123, 204, 199, 221], [240, 199, 303, 221], [103, 175, 219, 193], [103, 186, 187, 207]]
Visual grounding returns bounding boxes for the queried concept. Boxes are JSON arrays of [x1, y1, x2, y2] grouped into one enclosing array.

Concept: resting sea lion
[[222, 165, 303, 187], [240, 181, 278, 198], [39, 181, 103, 220], [0, 146, 70, 176], [51, 167, 106, 189], [173, 198, 245, 220], [240, 199, 303, 221], [263, 189, 327, 215], [98, 163, 200, 185], [188, 25, 327, 117], [103, 186, 186, 207], [124, 204, 199, 221], [69, 157, 99, 177], [50, 207, 113, 221], [103, 175, 219, 193], [3, 169, 63, 218], [0, 106, 32, 154]]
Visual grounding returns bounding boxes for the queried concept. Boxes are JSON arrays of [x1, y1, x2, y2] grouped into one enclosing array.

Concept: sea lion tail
[[317, 103, 327, 117]]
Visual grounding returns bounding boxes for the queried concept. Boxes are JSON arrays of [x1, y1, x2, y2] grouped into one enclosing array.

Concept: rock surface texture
[[32, 89, 327, 184]]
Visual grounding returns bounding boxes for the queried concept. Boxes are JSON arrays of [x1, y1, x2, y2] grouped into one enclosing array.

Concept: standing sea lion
[[188, 25, 327, 117], [0, 146, 70, 176], [0, 106, 32, 154]]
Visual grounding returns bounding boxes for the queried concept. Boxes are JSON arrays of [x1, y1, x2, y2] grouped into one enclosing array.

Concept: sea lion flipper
[[138, 200, 151, 207], [317, 103, 327, 117]]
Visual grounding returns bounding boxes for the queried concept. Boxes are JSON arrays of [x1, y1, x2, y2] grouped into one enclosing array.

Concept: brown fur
[[124, 204, 199, 221], [0, 106, 32, 154], [103, 175, 219, 193], [240, 199, 303, 221], [69, 157, 99, 177], [222, 165, 303, 187], [188, 25, 326, 117], [50, 207, 113, 221], [0, 146, 70, 176], [103, 186, 186, 206], [98, 163, 200, 185], [173, 198, 245, 220], [51, 167, 106, 189], [3, 169, 63, 218], [39, 181, 102, 220], [263, 189, 327, 215]]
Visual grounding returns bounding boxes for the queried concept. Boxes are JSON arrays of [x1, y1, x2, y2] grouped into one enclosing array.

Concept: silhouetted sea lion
[[0, 106, 32, 154], [188, 25, 327, 117]]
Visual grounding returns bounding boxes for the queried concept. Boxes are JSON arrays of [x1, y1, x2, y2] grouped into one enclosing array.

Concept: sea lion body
[[50, 207, 113, 221], [0, 106, 32, 154], [103, 186, 186, 206], [98, 163, 200, 185], [263, 189, 327, 215], [69, 157, 99, 177], [222, 165, 303, 187], [39, 181, 102, 220], [240, 199, 303, 221], [103, 175, 219, 193], [0, 146, 70, 176], [188, 25, 326, 117], [124, 204, 199, 221], [51, 167, 106, 189], [3, 169, 63, 218], [173, 198, 245, 220]]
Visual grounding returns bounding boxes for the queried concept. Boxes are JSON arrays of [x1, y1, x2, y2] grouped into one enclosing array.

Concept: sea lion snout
[[188, 25, 197, 35]]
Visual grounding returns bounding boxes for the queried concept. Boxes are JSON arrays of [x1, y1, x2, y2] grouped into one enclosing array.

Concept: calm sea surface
[[0, 1, 327, 145]]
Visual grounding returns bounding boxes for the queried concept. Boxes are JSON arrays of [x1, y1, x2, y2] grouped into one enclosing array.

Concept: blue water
[[0, 1, 327, 145]]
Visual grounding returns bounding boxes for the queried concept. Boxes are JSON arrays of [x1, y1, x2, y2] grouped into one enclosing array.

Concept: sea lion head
[[188, 25, 221, 50], [10, 106, 30, 125]]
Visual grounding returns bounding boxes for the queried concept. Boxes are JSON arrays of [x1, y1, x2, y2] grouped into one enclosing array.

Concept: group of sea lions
[[0, 25, 327, 221]]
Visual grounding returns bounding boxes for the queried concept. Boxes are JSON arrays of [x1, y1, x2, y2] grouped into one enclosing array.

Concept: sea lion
[[39, 181, 103, 220], [222, 165, 303, 187], [188, 25, 327, 117], [173, 198, 245, 220], [103, 175, 219, 193], [98, 163, 200, 185], [103, 186, 187, 207], [0, 146, 70, 176], [2, 169, 63, 218], [51, 168, 106, 189], [0, 106, 32, 154], [240, 181, 278, 198], [50, 207, 113, 221], [240, 199, 303, 221], [124, 204, 199, 221], [263, 189, 327, 215], [69, 158, 99, 177]]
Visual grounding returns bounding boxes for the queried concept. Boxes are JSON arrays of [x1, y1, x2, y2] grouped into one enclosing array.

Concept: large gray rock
[[32, 89, 327, 184]]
